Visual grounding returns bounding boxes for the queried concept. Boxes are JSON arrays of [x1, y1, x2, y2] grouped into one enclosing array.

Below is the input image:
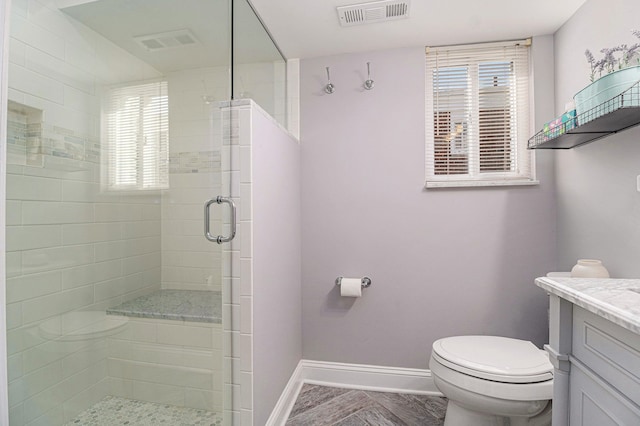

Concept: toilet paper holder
[[335, 276, 372, 288]]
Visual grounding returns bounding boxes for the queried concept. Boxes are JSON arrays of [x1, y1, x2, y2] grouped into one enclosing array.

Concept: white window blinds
[[104, 80, 169, 191], [425, 40, 535, 188]]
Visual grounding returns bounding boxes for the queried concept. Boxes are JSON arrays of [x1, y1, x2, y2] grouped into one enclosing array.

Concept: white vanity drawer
[[570, 359, 640, 426], [572, 306, 640, 406]]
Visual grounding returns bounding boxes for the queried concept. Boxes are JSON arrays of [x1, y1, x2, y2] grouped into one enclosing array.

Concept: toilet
[[429, 335, 553, 426]]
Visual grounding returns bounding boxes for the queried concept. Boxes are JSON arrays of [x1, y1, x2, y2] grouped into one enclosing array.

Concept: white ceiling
[[249, 0, 588, 59]]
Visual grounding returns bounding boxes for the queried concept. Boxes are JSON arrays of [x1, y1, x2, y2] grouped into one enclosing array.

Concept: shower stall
[[0, 0, 301, 424]]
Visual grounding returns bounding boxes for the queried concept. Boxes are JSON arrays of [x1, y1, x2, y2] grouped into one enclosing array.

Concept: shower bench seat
[[103, 289, 224, 412], [106, 289, 222, 324]]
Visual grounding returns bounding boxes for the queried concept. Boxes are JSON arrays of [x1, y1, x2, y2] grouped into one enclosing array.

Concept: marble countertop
[[107, 289, 221, 324], [535, 277, 640, 335]]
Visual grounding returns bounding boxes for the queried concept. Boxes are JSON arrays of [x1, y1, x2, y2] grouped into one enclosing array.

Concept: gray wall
[[299, 40, 558, 368], [554, 0, 640, 278], [251, 107, 302, 424]]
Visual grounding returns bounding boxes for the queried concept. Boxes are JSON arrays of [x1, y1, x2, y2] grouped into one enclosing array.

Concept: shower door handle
[[204, 196, 237, 244]]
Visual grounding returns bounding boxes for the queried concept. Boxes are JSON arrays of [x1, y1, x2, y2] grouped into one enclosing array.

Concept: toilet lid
[[432, 336, 553, 383]]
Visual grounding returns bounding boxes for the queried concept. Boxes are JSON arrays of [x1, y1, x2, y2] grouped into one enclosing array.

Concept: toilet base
[[444, 400, 508, 426], [443, 400, 552, 426]]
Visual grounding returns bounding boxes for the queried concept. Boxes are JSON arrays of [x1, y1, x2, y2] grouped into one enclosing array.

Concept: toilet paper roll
[[340, 278, 362, 298]]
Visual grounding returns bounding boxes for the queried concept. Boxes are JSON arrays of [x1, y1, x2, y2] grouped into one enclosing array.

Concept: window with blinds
[[104, 80, 169, 191], [425, 40, 536, 188]]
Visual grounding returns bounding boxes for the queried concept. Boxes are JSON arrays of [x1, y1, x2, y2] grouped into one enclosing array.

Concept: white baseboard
[[265, 361, 305, 426], [265, 360, 441, 426]]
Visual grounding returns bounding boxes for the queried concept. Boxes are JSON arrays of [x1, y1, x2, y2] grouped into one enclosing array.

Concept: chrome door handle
[[204, 196, 237, 244]]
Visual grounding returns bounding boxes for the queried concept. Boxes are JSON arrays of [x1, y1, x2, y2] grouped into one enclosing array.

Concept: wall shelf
[[528, 80, 640, 149]]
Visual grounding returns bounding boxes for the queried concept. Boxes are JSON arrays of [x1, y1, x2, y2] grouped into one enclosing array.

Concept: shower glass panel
[[4, 0, 234, 424], [233, 0, 287, 127]]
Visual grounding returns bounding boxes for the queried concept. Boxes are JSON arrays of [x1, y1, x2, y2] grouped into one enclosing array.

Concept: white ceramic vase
[[570, 259, 610, 278]]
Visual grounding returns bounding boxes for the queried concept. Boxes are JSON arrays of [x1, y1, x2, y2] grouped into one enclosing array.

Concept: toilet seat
[[432, 336, 553, 384]]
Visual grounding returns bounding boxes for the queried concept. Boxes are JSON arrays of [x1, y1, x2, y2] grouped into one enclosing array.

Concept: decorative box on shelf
[[541, 110, 577, 141]]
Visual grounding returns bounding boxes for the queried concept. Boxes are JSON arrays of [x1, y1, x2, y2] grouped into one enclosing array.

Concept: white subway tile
[[94, 278, 125, 302], [22, 244, 94, 275], [122, 220, 161, 239], [22, 201, 94, 225], [107, 377, 133, 399], [60, 180, 100, 203], [110, 318, 157, 343], [94, 240, 126, 262], [63, 84, 99, 114], [25, 46, 95, 95], [9, 14, 64, 59], [132, 380, 184, 406], [6, 270, 62, 303], [62, 260, 123, 289], [7, 329, 25, 356], [8, 87, 26, 104], [6, 225, 62, 251], [62, 379, 109, 423], [240, 259, 252, 297], [9, 37, 26, 66], [141, 204, 161, 220], [239, 147, 252, 183], [19, 360, 64, 402], [8, 403, 24, 425], [123, 252, 160, 275], [8, 354, 23, 382], [239, 184, 251, 221], [64, 40, 97, 76], [8, 62, 63, 104], [6, 303, 23, 330], [157, 323, 213, 349], [184, 389, 216, 411], [62, 340, 108, 379], [7, 174, 61, 201], [21, 286, 94, 324], [6, 252, 22, 278], [240, 297, 252, 335], [94, 203, 143, 223], [239, 334, 252, 372], [62, 222, 123, 245], [240, 221, 252, 259], [241, 409, 253, 426]]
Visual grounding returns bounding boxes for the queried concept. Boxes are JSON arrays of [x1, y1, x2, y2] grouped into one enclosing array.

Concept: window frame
[[424, 40, 538, 188]]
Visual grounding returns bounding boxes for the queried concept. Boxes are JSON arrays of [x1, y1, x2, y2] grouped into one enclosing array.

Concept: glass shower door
[[4, 0, 232, 424]]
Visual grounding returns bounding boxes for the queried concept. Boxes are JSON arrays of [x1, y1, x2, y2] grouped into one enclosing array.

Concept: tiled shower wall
[[5, 0, 162, 424], [160, 67, 226, 292]]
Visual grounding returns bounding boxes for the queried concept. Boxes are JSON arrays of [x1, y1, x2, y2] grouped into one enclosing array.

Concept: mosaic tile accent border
[[169, 150, 221, 174], [65, 396, 222, 426], [7, 102, 100, 167]]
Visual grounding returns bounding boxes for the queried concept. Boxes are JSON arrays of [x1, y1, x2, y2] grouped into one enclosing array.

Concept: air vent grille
[[134, 29, 199, 52], [337, 0, 410, 27]]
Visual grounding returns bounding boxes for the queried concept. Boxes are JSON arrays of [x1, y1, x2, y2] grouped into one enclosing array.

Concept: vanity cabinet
[[535, 277, 640, 426], [568, 307, 640, 425]]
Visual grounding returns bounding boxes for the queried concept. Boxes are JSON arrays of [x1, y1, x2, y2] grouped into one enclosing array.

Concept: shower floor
[[65, 396, 222, 426]]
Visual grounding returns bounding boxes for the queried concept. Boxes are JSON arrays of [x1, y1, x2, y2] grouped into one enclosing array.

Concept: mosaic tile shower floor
[[65, 396, 222, 426]]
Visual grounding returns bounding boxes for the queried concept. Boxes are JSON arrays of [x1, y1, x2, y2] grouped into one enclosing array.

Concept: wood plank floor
[[285, 384, 447, 426]]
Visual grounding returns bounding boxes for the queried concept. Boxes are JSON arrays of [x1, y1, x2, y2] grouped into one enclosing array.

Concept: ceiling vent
[[337, 0, 410, 27], [134, 29, 199, 52]]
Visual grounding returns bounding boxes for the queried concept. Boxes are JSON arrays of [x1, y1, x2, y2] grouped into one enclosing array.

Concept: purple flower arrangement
[[585, 29, 640, 82]]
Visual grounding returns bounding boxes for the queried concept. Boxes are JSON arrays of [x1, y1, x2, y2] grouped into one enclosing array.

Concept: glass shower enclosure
[[2, 0, 286, 424]]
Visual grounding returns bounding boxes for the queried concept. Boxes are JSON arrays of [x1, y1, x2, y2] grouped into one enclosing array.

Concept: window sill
[[425, 179, 540, 189]]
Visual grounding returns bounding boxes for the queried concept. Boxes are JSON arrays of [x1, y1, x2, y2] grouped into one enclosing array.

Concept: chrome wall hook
[[364, 62, 374, 90], [324, 67, 335, 94]]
